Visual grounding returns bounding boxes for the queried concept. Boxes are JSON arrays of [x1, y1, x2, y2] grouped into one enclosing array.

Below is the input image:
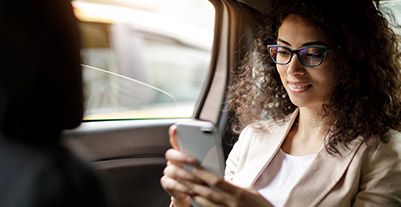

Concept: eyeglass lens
[[269, 45, 326, 67]]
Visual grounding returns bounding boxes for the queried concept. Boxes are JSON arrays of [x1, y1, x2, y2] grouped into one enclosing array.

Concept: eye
[[301, 47, 325, 60], [276, 47, 291, 57], [306, 52, 323, 59]]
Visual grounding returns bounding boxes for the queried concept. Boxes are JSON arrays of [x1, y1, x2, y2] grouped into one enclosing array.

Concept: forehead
[[277, 14, 328, 45]]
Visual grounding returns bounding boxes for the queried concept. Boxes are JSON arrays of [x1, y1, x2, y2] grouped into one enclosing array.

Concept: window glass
[[72, 0, 215, 120], [381, 0, 401, 35]]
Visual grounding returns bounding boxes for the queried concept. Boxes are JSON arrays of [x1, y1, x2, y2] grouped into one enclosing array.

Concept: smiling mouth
[[287, 81, 312, 93]]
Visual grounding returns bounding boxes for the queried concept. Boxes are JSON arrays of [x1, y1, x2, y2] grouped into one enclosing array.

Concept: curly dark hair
[[228, 0, 401, 153]]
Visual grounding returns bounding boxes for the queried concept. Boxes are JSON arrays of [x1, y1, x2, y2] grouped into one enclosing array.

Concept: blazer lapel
[[240, 109, 299, 187], [284, 136, 364, 206]]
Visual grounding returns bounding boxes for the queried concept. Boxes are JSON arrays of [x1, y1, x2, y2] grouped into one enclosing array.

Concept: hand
[[187, 168, 273, 207], [160, 125, 200, 207]]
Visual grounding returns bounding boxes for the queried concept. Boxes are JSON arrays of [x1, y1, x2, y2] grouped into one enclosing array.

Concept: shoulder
[[0, 143, 57, 206], [236, 119, 276, 147], [41, 145, 111, 206], [0, 142, 110, 207], [366, 130, 401, 158], [0, 142, 51, 176], [384, 129, 401, 146], [351, 130, 401, 205], [356, 129, 401, 184], [239, 115, 292, 144], [367, 130, 401, 162], [230, 116, 291, 159]]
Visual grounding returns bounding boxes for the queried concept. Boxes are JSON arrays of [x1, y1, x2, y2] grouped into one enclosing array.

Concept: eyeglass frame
[[267, 44, 329, 67]]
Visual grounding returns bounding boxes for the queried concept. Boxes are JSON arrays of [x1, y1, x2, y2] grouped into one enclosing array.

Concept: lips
[[286, 81, 312, 93]]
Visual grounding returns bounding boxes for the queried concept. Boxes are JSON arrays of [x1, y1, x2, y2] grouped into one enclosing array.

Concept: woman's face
[[276, 14, 336, 111]]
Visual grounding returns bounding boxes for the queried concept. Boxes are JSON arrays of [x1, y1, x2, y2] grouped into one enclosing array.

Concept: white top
[[254, 148, 317, 207]]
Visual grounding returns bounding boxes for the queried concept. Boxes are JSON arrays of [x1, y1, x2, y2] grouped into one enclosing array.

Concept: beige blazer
[[225, 109, 401, 207]]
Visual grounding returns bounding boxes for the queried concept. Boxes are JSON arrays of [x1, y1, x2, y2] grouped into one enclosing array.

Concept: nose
[[287, 54, 306, 75]]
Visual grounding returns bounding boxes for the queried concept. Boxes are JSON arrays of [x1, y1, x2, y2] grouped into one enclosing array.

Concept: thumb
[[169, 125, 179, 150]]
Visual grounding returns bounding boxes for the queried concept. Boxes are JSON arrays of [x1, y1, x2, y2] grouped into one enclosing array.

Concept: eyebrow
[[277, 38, 328, 47]]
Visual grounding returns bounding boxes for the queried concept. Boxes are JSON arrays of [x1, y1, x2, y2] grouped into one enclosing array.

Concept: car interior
[[62, 0, 401, 207]]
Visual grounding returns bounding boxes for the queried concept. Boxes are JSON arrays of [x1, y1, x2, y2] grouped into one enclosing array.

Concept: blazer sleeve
[[353, 130, 401, 207], [224, 126, 251, 182]]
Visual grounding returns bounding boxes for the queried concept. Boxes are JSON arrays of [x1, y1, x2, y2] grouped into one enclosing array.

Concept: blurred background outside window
[[72, 0, 215, 120], [382, 0, 401, 34]]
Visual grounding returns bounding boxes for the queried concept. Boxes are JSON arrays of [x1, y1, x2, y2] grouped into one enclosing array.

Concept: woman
[[161, 0, 401, 206]]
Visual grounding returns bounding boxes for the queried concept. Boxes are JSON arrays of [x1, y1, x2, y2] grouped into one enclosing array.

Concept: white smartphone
[[171, 120, 225, 177]]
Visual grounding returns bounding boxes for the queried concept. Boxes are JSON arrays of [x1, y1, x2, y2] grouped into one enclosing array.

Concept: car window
[[381, 0, 401, 34], [72, 0, 215, 120]]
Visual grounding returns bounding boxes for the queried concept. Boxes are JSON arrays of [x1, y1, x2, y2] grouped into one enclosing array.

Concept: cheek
[[276, 67, 287, 82], [326, 77, 337, 95], [313, 69, 336, 96], [314, 56, 337, 90]]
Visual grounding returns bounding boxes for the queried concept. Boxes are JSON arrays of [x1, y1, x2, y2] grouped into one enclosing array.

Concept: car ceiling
[[236, 0, 271, 14]]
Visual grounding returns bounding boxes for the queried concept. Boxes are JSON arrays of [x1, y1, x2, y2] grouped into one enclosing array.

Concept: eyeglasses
[[267, 44, 329, 67]]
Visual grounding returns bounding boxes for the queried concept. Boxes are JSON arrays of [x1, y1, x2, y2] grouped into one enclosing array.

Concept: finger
[[164, 163, 197, 181], [192, 195, 220, 207], [165, 148, 199, 165], [192, 168, 222, 187], [214, 179, 241, 195], [160, 175, 191, 199], [194, 169, 240, 196], [245, 187, 261, 195], [185, 181, 230, 205], [192, 168, 246, 202]]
